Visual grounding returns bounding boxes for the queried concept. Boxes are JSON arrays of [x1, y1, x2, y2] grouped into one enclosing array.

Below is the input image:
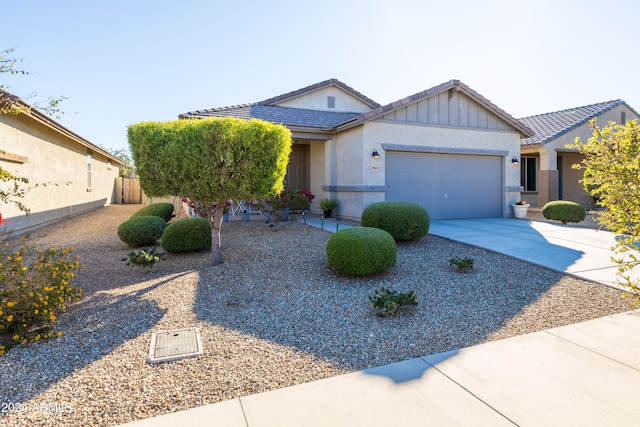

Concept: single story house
[[519, 100, 640, 208], [0, 91, 124, 235], [180, 79, 533, 220]]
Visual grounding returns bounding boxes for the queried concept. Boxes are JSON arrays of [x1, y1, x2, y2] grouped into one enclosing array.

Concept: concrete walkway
[[120, 217, 640, 427], [429, 218, 640, 287], [121, 309, 640, 427]]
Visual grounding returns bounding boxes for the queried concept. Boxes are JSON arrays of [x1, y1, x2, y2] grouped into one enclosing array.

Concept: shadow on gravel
[[192, 221, 611, 384], [0, 272, 190, 405]]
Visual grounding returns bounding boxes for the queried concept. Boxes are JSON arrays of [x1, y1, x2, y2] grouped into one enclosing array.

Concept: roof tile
[[519, 100, 626, 146]]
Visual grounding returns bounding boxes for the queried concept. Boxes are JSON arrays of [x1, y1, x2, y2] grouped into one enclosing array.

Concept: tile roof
[[257, 78, 380, 109], [336, 80, 533, 138], [179, 104, 361, 129], [519, 100, 627, 146], [178, 79, 533, 138]]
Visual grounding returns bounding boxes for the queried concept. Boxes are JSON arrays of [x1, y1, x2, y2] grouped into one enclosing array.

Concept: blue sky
[[4, 0, 640, 153]]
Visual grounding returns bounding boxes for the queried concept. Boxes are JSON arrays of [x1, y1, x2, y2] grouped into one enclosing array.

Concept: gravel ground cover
[[0, 205, 632, 426]]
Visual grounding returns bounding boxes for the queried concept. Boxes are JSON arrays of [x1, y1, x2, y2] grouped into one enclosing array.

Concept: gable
[[377, 90, 514, 131], [269, 86, 374, 113]]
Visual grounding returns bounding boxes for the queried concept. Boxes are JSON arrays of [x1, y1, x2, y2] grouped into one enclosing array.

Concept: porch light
[[372, 149, 380, 159], [512, 157, 519, 165]]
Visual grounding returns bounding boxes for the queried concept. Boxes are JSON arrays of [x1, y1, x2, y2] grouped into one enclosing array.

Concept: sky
[[4, 0, 640, 153]]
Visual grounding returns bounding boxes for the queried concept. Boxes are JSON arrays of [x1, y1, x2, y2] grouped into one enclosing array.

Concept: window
[[520, 156, 536, 191], [327, 96, 336, 109], [87, 152, 92, 189], [621, 111, 626, 124]]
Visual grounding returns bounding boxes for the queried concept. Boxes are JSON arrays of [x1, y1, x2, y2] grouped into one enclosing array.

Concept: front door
[[286, 144, 310, 190]]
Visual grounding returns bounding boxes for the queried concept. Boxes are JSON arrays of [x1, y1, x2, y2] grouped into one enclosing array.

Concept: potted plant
[[319, 198, 338, 218], [512, 199, 530, 219]]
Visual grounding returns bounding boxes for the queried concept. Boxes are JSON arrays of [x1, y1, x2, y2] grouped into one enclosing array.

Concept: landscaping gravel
[[0, 205, 632, 426]]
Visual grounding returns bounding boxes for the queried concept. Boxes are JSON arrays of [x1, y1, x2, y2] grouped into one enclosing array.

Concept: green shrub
[[449, 256, 474, 273], [369, 286, 418, 316], [117, 216, 167, 247], [326, 227, 397, 276], [161, 218, 212, 253], [130, 202, 174, 222], [0, 240, 83, 354], [542, 201, 586, 224], [361, 201, 430, 241], [122, 247, 166, 270]]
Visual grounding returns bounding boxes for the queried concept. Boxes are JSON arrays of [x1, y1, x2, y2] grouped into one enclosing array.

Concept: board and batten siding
[[380, 91, 512, 131]]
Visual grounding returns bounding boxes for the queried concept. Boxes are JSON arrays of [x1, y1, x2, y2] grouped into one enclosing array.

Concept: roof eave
[[1, 91, 125, 164], [333, 80, 534, 137]]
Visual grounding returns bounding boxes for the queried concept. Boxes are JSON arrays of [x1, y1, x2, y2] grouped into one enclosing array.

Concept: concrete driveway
[[429, 218, 640, 287]]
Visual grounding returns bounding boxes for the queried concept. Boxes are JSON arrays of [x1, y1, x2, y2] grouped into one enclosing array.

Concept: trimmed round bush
[[161, 218, 212, 253], [130, 202, 174, 222], [117, 216, 167, 247], [542, 201, 586, 224], [326, 227, 397, 276], [361, 201, 430, 241]]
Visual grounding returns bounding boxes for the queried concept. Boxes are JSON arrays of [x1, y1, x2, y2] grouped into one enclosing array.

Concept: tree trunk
[[209, 207, 224, 265]]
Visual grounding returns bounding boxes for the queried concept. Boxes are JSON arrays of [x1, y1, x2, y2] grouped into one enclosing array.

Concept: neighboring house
[[0, 91, 124, 235], [519, 100, 640, 208], [180, 79, 532, 220]]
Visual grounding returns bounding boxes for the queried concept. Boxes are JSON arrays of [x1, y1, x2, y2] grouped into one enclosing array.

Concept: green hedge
[[130, 202, 174, 222], [326, 227, 397, 276], [161, 218, 212, 253], [117, 216, 167, 247], [361, 201, 430, 241], [542, 201, 586, 224]]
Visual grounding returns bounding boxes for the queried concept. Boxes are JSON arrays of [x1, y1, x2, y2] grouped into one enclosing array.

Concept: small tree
[[569, 119, 640, 305], [128, 117, 291, 265]]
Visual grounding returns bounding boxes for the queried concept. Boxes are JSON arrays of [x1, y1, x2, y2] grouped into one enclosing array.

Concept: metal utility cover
[[148, 328, 203, 364]]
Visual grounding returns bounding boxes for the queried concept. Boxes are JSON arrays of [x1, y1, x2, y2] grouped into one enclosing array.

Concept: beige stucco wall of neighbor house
[[525, 104, 640, 207], [0, 112, 121, 235], [325, 120, 523, 219], [276, 87, 373, 113]]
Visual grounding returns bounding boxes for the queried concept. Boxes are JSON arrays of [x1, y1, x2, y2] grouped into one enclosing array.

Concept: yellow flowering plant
[[0, 239, 83, 355]]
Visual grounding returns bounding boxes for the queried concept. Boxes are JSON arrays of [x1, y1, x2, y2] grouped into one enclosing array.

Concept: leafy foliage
[[161, 218, 212, 253], [449, 256, 474, 273], [128, 117, 291, 264], [117, 216, 167, 247], [369, 286, 418, 317], [259, 188, 314, 228], [122, 247, 166, 270], [542, 201, 586, 224], [326, 227, 397, 276], [130, 203, 174, 222], [319, 198, 338, 211], [569, 119, 640, 304], [1, 47, 67, 118], [0, 239, 83, 354], [361, 201, 430, 241]]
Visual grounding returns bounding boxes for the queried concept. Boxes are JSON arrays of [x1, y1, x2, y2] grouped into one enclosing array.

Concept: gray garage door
[[385, 152, 503, 220]]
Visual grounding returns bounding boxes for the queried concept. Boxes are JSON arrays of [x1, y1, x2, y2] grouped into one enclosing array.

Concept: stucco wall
[[325, 120, 522, 219], [0, 113, 120, 235], [277, 86, 372, 113], [526, 104, 640, 207]]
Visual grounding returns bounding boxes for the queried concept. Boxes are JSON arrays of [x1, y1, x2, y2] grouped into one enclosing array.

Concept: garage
[[385, 151, 503, 220]]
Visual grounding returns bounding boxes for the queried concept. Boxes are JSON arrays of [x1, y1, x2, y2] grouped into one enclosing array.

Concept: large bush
[[130, 203, 174, 222], [161, 218, 212, 253], [0, 240, 83, 354], [542, 201, 586, 224], [326, 227, 397, 276], [361, 201, 430, 241], [117, 216, 167, 247]]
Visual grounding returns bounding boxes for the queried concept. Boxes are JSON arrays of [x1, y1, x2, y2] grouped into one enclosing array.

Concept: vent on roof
[[327, 96, 336, 109], [148, 328, 203, 364]]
